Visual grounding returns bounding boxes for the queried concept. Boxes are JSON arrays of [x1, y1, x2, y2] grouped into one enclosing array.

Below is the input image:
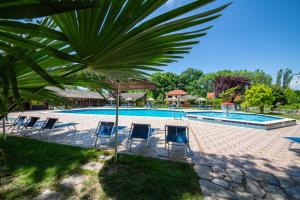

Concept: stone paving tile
[[33, 189, 64, 200], [98, 155, 113, 161], [61, 174, 87, 188], [81, 161, 104, 171]]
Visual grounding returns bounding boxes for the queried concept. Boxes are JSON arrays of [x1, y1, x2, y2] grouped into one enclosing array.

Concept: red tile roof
[[166, 89, 187, 95], [207, 92, 215, 99]]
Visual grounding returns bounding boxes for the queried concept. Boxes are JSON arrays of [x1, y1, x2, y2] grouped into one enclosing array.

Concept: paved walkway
[[7, 110, 300, 199]]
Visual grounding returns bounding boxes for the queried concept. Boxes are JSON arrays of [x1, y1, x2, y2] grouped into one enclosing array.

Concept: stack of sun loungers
[[8, 115, 78, 140]]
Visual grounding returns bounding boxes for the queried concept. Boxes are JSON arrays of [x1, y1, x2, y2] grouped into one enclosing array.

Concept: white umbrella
[[108, 97, 115, 107], [196, 97, 206, 102], [147, 97, 154, 101], [125, 97, 133, 101], [171, 96, 178, 101]]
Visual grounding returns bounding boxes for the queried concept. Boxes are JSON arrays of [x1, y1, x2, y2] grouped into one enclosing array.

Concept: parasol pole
[[2, 118, 6, 141], [114, 83, 120, 162]]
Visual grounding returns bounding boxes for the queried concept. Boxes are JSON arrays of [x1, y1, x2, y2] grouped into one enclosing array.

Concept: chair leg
[[289, 142, 294, 150], [16, 126, 20, 135], [94, 136, 98, 147], [38, 129, 43, 139], [10, 126, 15, 134], [48, 130, 53, 141], [129, 139, 132, 151], [29, 128, 34, 137], [167, 143, 170, 157], [22, 128, 26, 137]]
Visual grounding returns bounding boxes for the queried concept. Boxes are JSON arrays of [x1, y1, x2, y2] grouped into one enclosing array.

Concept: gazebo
[[108, 79, 156, 161]]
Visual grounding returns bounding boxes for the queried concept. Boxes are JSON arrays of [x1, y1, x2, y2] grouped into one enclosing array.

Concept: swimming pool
[[185, 111, 296, 130], [185, 111, 281, 122], [57, 109, 296, 129], [59, 109, 185, 118]]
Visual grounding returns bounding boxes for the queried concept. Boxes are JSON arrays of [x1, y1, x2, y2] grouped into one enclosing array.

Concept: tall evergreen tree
[[282, 68, 293, 88], [276, 68, 283, 86]]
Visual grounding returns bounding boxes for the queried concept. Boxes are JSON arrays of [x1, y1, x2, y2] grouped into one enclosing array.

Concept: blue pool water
[[59, 109, 185, 118], [186, 111, 282, 122], [58, 109, 283, 122]]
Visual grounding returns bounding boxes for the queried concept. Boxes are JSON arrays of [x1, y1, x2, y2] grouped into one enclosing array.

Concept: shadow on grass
[[99, 154, 203, 200], [0, 135, 103, 199]]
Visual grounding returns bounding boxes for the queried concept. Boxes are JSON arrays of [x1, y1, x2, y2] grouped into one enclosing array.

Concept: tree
[[275, 68, 293, 88], [150, 72, 179, 98], [197, 69, 272, 97], [284, 88, 299, 105], [276, 69, 283, 86], [243, 84, 274, 113], [179, 68, 204, 86], [271, 85, 286, 108], [219, 86, 240, 102], [179, 68, 204, 95], [282, 68, 293, 88], [249, 69, 272, 85], [213, 76, 250, 102]]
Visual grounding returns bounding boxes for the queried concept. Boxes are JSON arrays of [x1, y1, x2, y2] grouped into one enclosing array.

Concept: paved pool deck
[[6, 110, 300, 199], [7, 109, 300, 177]]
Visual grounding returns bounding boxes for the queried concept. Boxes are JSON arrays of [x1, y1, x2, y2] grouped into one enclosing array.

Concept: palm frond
[[0, 1, 102, 19], [51, 0, 230, 79]]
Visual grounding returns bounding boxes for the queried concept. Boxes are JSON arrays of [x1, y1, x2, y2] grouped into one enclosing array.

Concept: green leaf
[[0, 20, 67, 41], [0, 1, 103, 19]]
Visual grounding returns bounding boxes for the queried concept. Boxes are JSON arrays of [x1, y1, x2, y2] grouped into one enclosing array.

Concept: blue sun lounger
[[10, 115, 27, 134], [128, 123, 155, 151], [165, 125, 189, 157], [94, 121, 115, 147], [285, 137, 300, 150], [94, 121, 127, 147], [38, 118, 79, 140], [20, 116, 40, 136]]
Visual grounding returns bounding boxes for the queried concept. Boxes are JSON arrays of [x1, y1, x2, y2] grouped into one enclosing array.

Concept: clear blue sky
[[155, 0, 300, 88]]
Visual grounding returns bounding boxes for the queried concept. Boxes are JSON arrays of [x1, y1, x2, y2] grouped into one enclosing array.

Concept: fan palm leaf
[[51, 0, 230, 79], [0, 1, 102, 19]]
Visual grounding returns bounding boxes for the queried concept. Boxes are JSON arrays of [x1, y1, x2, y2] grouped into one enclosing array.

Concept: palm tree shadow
[[0, 135, 101, 199]]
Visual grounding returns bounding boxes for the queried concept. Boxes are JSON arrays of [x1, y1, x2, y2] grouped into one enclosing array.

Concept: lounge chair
[[38, 118, 59, 140], [38, 118, 78, 140], [10, 115, 27, 134], [20, 116, 40, 136], [165, 125, 189, 157], [94, 121, 115, 147], [128, 123, 154, 151], [285, 137, 300, 150]]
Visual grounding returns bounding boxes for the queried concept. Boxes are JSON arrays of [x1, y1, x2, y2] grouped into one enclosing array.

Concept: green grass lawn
[[0, 136, 104, 199], [0, 136, 202, 200], [100, 154, 203, 200]]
